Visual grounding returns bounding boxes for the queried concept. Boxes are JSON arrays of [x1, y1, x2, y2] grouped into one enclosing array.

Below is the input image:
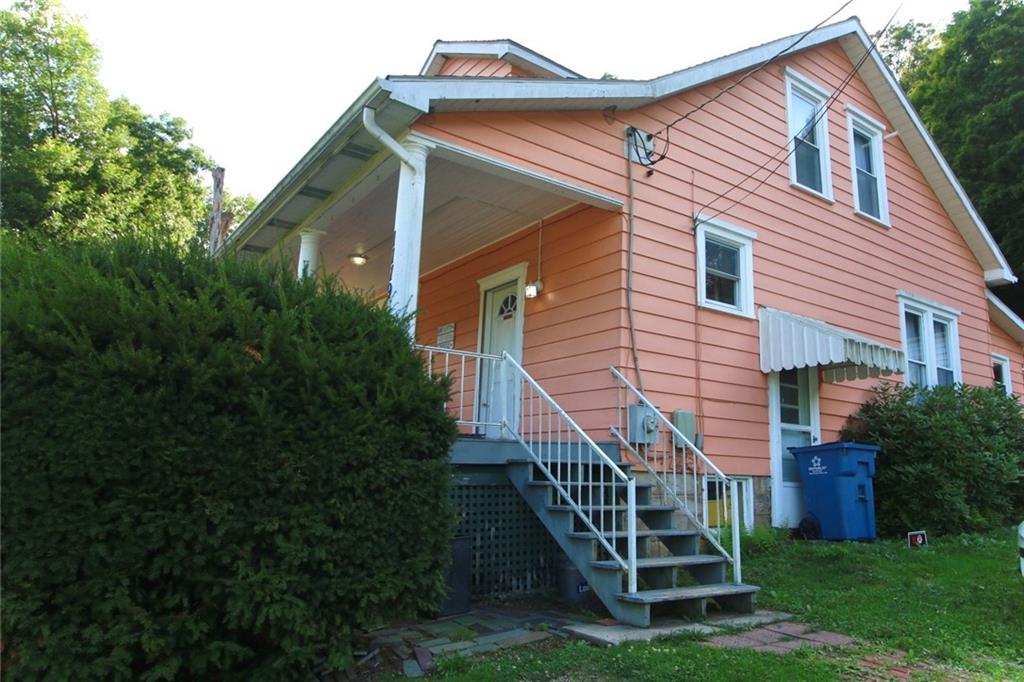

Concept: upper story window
[[785, 68, 833, 201], [696, 216, 757, 318], [899, 293, 961, 387], [846, 105, 890, 225], [992, 354, 1013, 396]]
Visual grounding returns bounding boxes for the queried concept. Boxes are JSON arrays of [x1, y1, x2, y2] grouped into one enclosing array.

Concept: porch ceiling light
[[348, 253, 368, 266], [524, 280, 544, 299]]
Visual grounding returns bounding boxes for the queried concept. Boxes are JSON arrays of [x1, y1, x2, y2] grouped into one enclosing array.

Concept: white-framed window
[[696, 216, 757, 318], [992, 354, 1013, 395], [846, 105, 890, 225], [785, 67, 833, 201], [898, 292, 962, 387]]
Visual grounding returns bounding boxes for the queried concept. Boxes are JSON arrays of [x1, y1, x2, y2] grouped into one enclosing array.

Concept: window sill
[[854, 209, 891, 229], [698, 301, 756, 320], [789, 181, 835, 204]]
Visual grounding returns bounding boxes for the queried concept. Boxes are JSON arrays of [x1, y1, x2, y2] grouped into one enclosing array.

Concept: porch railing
[[417, 345, 503, 433], [609, 366, 743, 584], [417, 344, 638, 593]]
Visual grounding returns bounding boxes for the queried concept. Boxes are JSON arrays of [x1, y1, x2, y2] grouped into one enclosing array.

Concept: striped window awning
[[758, 307, 906, 383]]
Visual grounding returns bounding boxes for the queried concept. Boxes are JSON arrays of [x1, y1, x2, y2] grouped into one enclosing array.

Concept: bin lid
[[787, 441, 881, 456]]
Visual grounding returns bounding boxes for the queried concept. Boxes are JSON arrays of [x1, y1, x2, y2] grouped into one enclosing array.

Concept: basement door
[[477, 265, 525, 438], [769, 367, 821, 528]]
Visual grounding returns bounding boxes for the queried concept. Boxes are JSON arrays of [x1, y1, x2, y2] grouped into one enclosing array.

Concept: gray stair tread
[[546, 504, 675, 513], [567, 529, 699, 539], [591, 554, 725, 570], [526, 480, 654, 489], [617, 583, 760, 604]]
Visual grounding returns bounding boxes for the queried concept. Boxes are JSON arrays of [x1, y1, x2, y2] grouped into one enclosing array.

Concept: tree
[[883, 1, 1024, 310], [1, 0, 211, 247]]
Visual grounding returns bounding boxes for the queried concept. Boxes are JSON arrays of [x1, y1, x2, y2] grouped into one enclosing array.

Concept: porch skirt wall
[[451, 466, 560, 598]]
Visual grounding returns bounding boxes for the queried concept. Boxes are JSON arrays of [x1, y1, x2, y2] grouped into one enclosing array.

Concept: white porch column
[[388, 139, 431, 336], [296, 229, 325, 279]]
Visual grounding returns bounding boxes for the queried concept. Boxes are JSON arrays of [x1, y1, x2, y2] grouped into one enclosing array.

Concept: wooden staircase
[[506, 457, 758, 627]]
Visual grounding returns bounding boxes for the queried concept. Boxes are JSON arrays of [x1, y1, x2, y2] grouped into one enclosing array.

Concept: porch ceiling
[[308, 153, 599, 293]]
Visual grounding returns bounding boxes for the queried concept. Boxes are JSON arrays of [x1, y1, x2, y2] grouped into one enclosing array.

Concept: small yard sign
[[907, 530, 928, 549]]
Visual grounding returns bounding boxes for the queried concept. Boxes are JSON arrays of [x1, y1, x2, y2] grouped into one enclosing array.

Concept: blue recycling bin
[[787, 441, 880, 540]]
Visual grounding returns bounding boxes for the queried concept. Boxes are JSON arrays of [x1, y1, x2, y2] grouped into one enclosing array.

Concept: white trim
[[696, 216, 757, 318], [842, 26, 1015, 284], [476, 262, 528, 362], [898, 293, 963, 387], [406, 131, 623, 211], [784, 68, 834, 201], [768, 368, 821, 528], [986, 290, 1024, 344], [897, 291, 962, 318], [475, 263, 528, 433], [846, 106, 890, 226], [992, 353, 1013, 396], [419, 40, 583, 79]]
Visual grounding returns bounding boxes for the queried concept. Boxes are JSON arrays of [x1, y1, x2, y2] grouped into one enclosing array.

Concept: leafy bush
[[842, 383, 1024, 537], [1, 237, 457, 680]]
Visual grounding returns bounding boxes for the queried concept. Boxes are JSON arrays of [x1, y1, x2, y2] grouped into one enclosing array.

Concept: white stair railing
[[502, 352, 638, 593], [609, 366, 743, 585], [418, 344, 639, 592], [417, 345, 503, 434]]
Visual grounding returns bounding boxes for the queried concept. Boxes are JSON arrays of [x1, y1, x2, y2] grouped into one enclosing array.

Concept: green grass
[[416, 528, 1024, 681]]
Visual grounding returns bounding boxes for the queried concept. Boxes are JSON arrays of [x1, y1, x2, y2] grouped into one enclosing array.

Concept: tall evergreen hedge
[[1, 237, 457, 680], [843, 382, 1024, 537]]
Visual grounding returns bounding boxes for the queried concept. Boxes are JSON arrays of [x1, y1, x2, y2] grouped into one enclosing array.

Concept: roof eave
[[987, 291, 1024, 345], [221, 80, 396, 253]]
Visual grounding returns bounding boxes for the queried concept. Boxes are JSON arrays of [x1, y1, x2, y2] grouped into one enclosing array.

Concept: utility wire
[[642, 0, 853, 167], [694, 8, 899, 229]]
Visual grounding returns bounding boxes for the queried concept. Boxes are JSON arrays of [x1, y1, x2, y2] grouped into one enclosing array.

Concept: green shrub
[[842, 382, 1024, 537], [1, 237, 457, 680]]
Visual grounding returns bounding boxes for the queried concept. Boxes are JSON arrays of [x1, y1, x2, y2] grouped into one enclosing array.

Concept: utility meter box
[[671, 409, 697, 449], [627, 404, 660, 445]]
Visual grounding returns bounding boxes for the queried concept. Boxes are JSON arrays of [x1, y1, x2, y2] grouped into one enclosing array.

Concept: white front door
[[769, 367, 821, 528], [478, 277, 522, 437]]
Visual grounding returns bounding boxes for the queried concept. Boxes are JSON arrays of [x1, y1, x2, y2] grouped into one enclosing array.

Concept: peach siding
[[415, 205, 627, 436], [412, 40, 1010, 475], [437, 57, 525, 78], [990, 321, 1024, 397]]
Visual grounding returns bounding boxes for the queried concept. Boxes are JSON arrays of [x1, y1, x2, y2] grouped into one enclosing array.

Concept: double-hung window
[[846, 105, 890, 225], [696, 216, 757, 317], [899, 293, 961, 387], [785, 68, 833, 200], [992, 354, 1013, 395]]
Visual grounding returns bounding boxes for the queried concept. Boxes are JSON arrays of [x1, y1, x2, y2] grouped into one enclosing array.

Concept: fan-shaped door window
[[497, 293, 517, 321]]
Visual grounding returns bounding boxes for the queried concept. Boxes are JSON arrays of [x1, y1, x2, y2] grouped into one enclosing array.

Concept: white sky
[[51, 0, 967, 200]]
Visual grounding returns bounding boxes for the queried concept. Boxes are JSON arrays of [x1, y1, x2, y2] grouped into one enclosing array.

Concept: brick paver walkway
[[703, 621, 856, 654]]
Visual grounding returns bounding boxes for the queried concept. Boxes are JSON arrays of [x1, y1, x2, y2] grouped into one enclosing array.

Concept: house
[[224, 19, 1024, 626]]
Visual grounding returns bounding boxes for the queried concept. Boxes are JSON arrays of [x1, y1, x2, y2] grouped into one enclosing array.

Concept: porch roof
[[758, 307, 905, 384]]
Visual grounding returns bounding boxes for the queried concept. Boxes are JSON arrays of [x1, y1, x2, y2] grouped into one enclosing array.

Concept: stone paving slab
[[705, 609, 793, 629], [567, 619, 720, 647]]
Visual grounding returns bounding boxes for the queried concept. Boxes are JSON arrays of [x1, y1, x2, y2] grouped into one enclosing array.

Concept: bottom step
[[617, 583, 759, 604]]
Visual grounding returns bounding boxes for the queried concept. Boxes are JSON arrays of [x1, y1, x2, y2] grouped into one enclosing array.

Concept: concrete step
[[590, 554, 726, 571], [617, 583, 759, 604]]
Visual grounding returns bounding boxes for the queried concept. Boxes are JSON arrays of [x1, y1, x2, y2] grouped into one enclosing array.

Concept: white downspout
[[361, 107, 431, 337]]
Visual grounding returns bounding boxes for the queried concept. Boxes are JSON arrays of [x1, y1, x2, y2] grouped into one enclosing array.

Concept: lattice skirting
[[451, 466, 560, 598]]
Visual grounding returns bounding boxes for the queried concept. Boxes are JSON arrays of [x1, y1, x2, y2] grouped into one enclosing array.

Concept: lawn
[[417, 528, 1024, 681]]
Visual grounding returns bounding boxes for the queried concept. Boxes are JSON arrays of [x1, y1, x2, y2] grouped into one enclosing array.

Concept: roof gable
[[227, 18, 1017, 287]]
